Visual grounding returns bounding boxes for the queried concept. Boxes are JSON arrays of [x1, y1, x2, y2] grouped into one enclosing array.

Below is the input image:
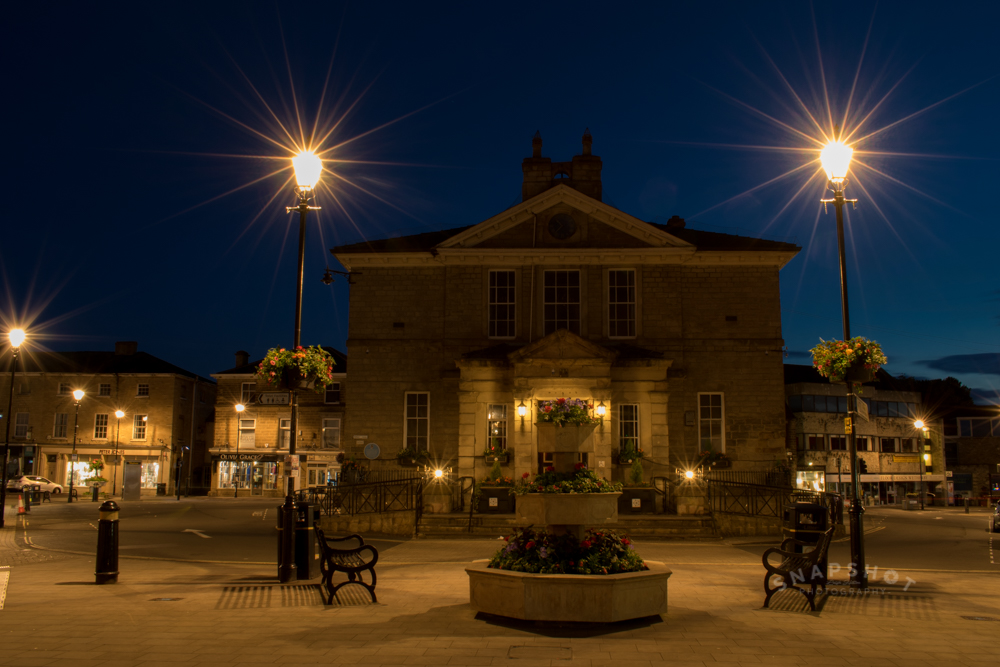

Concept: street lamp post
[[68, 389, 85, 503], [234, 403, 245, 499], [820, 140, 867, 590], [1, 328, 26, 528], [277, 151, 323, 583], [112, 410, 124, 496]]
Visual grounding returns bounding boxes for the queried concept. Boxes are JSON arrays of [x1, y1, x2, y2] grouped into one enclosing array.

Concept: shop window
[[796, 470, 825, 492], [66, 461, 96, 485], [488, 270, 516, 338], [140, 462, 159, 488], [698, 393, 724, 453], [486, 404, 508, 451], [94, 414, 109, 439], [404, 392, 429, 451]]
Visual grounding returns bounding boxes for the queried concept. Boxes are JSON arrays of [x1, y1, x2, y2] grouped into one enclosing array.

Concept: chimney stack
[[581, 127, 592, 155], [235, 350, 250, 368], [532, 130, 543, 158]]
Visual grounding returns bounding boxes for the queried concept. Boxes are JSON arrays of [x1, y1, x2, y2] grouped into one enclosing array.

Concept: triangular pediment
[[508, 329, 617, 364], [436, 184, 693, 251]]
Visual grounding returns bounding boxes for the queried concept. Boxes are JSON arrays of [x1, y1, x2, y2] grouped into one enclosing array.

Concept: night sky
[[3, 1, 998, 402]]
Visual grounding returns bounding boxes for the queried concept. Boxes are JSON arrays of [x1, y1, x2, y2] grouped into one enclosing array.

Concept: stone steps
[[416, 512, 717, 539]]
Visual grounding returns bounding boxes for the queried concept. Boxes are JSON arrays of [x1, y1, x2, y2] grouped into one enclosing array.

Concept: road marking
[[833, 525, 886, 542], [182, 529, 211, 539]]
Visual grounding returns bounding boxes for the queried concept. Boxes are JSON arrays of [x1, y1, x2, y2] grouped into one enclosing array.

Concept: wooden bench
[[762, 526, 835, 611], [314, 528, 379, 605]]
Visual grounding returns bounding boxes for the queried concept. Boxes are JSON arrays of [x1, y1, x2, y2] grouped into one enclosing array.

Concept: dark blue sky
[[3, 1, 998, 401]]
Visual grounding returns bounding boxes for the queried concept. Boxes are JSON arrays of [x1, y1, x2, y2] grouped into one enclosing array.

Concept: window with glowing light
[[53, 413, 68, 439], [322, 418, 341, 449], [697, 393, 724, 453], [132, 414, 147, 440], [543, 270, 580, 335], [405, 392, 429, 451], [486, 404, 507, 451], [140, 462, 159, 489], [607, 269, 636, 338], [94, 414, 108, 440], [488, 270, 516, 338]]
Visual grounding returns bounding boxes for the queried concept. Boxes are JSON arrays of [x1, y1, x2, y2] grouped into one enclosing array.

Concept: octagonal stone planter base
[[466, 560, 671, 622], [516, 493, 621, 527]]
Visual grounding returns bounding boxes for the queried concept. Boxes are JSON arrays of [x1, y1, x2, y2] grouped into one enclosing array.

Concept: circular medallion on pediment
[[547, 213, 577, 240]]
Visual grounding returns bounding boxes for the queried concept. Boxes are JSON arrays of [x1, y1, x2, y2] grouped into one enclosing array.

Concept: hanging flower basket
[[255, 345, 337, 394], [810, 337, 887, 385]]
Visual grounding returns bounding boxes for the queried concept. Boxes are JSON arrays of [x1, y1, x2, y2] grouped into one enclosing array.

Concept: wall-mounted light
[[595, 401, 606, 418], [517, 401, 527, 419]]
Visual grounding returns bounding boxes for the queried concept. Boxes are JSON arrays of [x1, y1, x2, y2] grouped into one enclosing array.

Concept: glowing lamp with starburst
[[292, 151, 323, 191], [821, 141, 853, 186]]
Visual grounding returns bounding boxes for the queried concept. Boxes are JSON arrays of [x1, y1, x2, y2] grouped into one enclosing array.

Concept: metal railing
[[707, 479, 844, 525], [309, 472, 423, 518], [651, 476, 674, 514], [705, 470, 791, 487]]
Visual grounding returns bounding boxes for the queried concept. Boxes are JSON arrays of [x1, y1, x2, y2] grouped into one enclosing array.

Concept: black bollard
[[965, 497, 970, 514], [23, 485, 31, 513], [277, 496, 296, 583], [92, 486, 99, 502], [95, 500, 120, 584]]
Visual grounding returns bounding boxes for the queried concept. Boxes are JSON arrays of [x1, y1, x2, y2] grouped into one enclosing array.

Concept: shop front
[[212, 453, 282, 497]]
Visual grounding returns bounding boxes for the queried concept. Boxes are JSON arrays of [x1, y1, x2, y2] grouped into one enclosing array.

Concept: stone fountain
[[466, 420, 671, 623]]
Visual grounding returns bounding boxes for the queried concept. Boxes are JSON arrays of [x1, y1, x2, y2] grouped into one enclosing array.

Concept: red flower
[[580, 540, 592, 549], [623, 538, 631, 546], [557, 398, 566, 404], [504, 535, 509, 541], [270, 360, 276, 365], [525, 541, 535, 549], [543, 405, 552, 413], [522, 472, 530, 479], [569, 561, 575, 567], [545, 466, 554, 473]]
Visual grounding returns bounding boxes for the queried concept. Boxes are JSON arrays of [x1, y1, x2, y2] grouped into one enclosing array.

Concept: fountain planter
[[516, 493, 620, 526], [535, 423, 596, 453], [477, 488, 515, 513], [466, 560, 672, 622], [618, 488, 657, 514]]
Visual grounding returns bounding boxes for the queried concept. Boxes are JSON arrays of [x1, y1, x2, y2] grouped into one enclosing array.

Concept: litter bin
[[294, 501, 319, 580], [156, 483, 167, 496], [904, 493, 919, 510], [27, 484, 42, 504], [783, 502, 830, 581]]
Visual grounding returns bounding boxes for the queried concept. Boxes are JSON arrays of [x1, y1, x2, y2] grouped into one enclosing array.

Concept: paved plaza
[[2, 506, 999, 667]]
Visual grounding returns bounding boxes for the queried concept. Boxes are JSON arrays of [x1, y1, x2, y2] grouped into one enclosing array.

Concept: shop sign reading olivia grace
[[220, 453, 269, 462]]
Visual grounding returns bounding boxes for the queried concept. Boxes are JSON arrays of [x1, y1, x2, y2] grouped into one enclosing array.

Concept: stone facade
[[0, 341, 215, 495], [942, 407, 1000, 504], [332, 132, 800, 486], [208, 349, 347, 497], [785, 364, 945, 504]]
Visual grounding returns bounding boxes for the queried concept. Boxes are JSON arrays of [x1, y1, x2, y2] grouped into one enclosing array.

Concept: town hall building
[[331, 131, 800, 483]]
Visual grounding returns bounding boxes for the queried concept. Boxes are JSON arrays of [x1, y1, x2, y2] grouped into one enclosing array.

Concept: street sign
[[844, 417, 852, 434], [258, 392, 290, 405], [364, 442, 381, 460], [855, 396, 869, 422], [893, 454, 919, 464]]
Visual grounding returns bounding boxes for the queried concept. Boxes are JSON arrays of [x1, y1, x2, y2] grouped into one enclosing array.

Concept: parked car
[[6, 475, 63, 494], [992, 502, 1000, 533]]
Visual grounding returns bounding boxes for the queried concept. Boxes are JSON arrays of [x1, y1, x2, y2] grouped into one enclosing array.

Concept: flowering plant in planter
[[396, 446, 431, 466], [536, 398, 600, 427], [618, 437, 644, 463], [699, 449, 730, 466], [483, 438, 507, 458], [488, 527, 645, 575], [810, 337, 887, 384], [255, 345, 337, 393], [336, 453, 362, 473], [513, 463, 623, 495]]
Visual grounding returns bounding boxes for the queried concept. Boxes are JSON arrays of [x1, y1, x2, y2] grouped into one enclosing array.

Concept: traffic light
[[857, 458, 868, 474]]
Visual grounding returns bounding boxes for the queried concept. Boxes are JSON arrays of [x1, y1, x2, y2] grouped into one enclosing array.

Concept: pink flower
[[270, 360, 276, 365]]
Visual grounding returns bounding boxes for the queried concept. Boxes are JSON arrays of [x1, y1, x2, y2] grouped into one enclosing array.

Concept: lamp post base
[[848, 501, 868, 589]]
